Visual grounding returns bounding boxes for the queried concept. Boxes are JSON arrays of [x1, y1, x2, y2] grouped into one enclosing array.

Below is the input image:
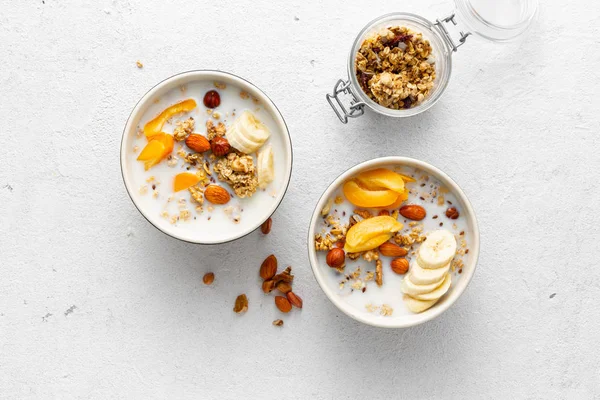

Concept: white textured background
[[1, 0, 599, 399]]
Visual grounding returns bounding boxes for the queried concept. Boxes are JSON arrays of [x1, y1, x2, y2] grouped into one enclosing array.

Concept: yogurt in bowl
[[307, 157, 479, 328], [121, 71, 292, 244]]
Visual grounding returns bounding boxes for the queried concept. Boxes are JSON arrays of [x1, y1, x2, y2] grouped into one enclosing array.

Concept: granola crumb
[[214, 81, 226, 90], [213, 152, 258, 198], [212, 112, 221, 120], [380, 304, 394, 316], [206, 120, 226, 140], [272, 319, 284, 326], [173, 117, 194, 141], [139, 185, 148, 195], [133, 145, 139, 153], [136, 60, 143, 68], [239, 91, 250, 99], [152, 190, 159, 198]]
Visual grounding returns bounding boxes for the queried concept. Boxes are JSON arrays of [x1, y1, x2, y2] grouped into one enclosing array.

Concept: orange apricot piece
[[143, 99, 197, 139], [173, 172, 200, 192], [343, 180, 399, 208], [375, 189, 409, 209], [354, 168, 405, 193], [137, 139, 165, 170]]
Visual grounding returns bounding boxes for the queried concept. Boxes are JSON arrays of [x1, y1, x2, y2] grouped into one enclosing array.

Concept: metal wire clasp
[[326, 79, 365, 124], [434, 14, 471, 52]]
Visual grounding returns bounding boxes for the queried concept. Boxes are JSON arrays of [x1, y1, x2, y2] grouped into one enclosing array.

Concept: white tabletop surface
[[1, 0, 599, 398]]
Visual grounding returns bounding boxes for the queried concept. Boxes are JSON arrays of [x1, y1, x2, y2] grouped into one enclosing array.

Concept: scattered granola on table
[[355, 26, 435, 109]]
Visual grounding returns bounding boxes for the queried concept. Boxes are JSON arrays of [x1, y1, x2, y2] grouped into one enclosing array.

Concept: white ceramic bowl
[[121, 70, 293, 244], [307, 157, 479, 328]]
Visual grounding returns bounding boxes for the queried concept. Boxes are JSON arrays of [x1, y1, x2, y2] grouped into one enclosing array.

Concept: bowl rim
[[307, 156, 480, 328], [120, 70, 293, 245]]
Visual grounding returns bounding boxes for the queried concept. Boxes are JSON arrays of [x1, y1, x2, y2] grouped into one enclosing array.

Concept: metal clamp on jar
[[327, 0, 538, 123]]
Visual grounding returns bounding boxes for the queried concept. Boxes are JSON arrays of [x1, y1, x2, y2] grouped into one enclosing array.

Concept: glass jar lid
[[454, 0, 538, 42]]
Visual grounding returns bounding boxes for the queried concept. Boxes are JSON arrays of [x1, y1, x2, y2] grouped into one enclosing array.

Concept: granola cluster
[[355, 26, 435, 109], [173, 117, 195, 141], [213, 152, 258, 198]]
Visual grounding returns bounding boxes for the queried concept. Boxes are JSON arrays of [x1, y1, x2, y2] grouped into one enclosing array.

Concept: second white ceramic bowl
[[308, 157, 479, 328]]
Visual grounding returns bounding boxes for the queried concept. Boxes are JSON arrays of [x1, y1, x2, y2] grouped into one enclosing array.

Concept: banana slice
[[401, 273, 446, 296], [412, 273, 451, 301], [403, 295, 438, 313], [417, 230, 457, 269], [257, 145, 274, 189], [226, 111, 270, 154], [409, 259, 450, 285]]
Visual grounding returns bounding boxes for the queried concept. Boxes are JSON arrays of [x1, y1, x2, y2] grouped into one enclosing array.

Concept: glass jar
[[327, 0, 538, 123]]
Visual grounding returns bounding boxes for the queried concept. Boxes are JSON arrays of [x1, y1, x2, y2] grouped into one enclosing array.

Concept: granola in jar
[[355, 26, 435, 109]]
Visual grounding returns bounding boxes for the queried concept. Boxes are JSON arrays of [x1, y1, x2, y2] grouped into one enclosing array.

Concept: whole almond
[[326, 248, 345, 269], [399, 204, 426, 221], [233, 294, 248, 313], [262, 279, 275, 293], [202, 272, 214, 285], [379, 242, 408, 257], [204, 185, 230, 205], [274, 296, 292, 313], [260, 254, 277, 280], [276, 281, 292, 294], [260, 217, 272, 234], [390, 258, 409, 274], [286, 292, 303, 309], [185, 134, 211, 153]]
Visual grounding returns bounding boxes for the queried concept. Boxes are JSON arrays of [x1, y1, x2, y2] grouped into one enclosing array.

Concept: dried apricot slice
[[344, 216, 403, 253], [355, 168, 405, 193], [343, 180, 399, 208], [173, 172, 200, 192], [376, 189, 409, 209], [397, 173, 416, 183], [137, 139, 165, 170], [143, 99, 197, 139]]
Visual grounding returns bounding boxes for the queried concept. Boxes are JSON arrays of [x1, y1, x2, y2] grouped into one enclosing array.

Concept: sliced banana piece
[[412, 273, 451, 301], [401, 273, 446, 296], [226, 111, 270, 154], [257, 145, 274, 189], [403, 295, 438, 313], [417, 230, 457, 269], [409, 259, 450, 285]]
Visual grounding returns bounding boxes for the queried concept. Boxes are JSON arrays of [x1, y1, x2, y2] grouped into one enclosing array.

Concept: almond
[[286, 292, 303, 309], [185, 134, 210, 153], [399, 204, 426, 221], [272, 266, 293, 284], [379, 242, 408, 257], [260, 254, 277, 280], [390, 258, 409, 274], [274, 296, 292, 313], [326, 248, 345, 269], [233, 294, 248, 313], [276, 281, 292, 294], [260, 217, 272, 234], [202, 272, 214, 285], [262, 279, 275, 293], [204, 185, 230, 204]]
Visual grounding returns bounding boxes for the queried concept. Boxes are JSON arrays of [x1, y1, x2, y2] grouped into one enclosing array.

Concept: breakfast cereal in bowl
[[121, 71, 292, 244], [308, 157, 479, 328]]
